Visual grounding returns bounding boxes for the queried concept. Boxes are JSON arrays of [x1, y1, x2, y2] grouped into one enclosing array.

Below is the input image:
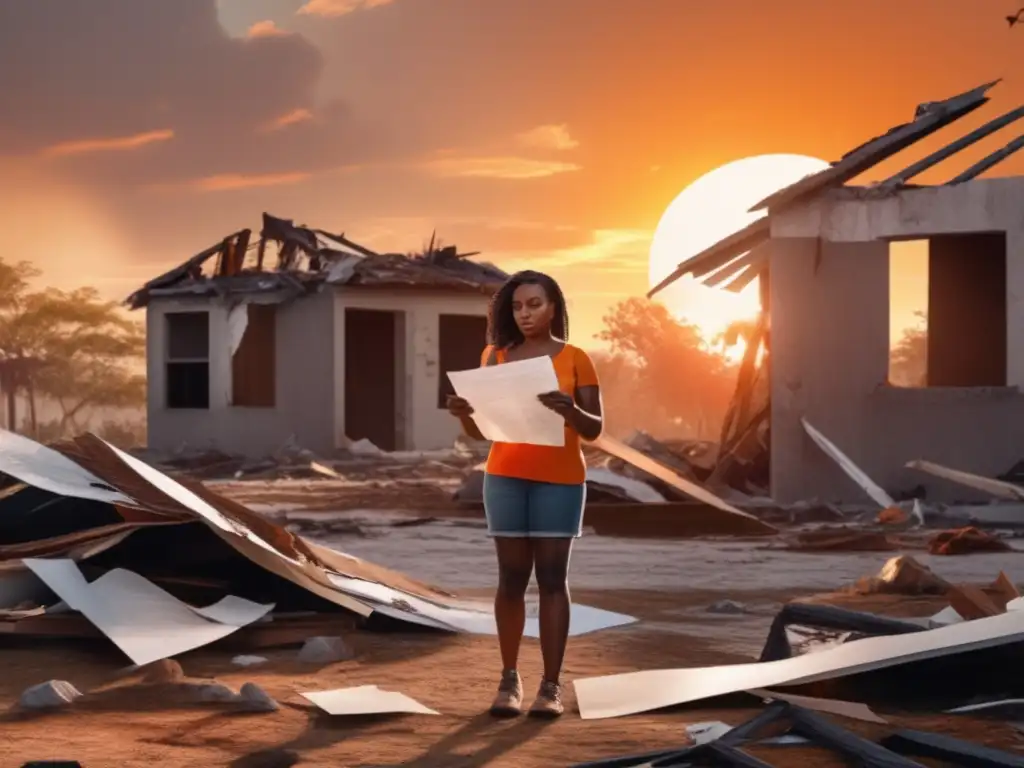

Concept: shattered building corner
[[653, 80, 1024, 505]]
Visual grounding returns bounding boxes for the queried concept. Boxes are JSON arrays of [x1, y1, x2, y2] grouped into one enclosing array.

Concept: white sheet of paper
[[447, 356, 564, 446], [301, 685, 439, 716], [23, 558, 273, 666], [574, 607, 1024, 719], [0, 428, 136, 506], [326, 572, 636, 636]]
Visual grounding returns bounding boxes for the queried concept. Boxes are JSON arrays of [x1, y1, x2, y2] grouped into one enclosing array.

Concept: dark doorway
[[928, 232, 1006, 387], [437, 314, 488, 407], [344, 308, 398, 451]]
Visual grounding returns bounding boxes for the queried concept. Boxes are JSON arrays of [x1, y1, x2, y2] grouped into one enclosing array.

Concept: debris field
[[1, 422, 1024, 768]]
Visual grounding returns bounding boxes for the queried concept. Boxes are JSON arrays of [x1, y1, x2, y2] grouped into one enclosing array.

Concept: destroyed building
[[126, 214, 507, 457], [653, 80, 1024, 505]]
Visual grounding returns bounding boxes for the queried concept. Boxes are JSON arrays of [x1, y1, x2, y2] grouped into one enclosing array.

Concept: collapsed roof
[[125, 213, 509, 309], [0, 429, 636, 663], [650, 79, 1024, 297]]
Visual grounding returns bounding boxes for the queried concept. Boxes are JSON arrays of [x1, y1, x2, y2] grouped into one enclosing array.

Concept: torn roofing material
[[574, 605, 1024, 719], [0, 428, 636, 655], [125, 211, 509, 309], [648, 80, 1009, 299]]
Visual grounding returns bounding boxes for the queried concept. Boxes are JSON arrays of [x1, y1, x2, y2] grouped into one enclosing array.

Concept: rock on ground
[[19, 680, 83, 710], [297, 636, 355, 664], [239, 682, 279, 712]]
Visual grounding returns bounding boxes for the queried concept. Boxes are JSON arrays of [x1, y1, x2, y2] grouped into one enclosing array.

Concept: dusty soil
[[4, 587, 1023, 768], [3, 474, 1024, 767]]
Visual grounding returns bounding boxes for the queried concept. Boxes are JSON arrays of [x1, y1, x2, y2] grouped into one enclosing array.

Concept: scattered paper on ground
[[447, 356, 564, 446], [574, 607, 1024, 719], [301, 685, 439, 716], [327, 572, 636, 636], [23, 558, 273, 666]]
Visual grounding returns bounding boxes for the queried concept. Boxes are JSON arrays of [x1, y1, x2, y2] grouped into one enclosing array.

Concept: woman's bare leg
[[493, 537, 534, 670], [533, 537, 573, 687]]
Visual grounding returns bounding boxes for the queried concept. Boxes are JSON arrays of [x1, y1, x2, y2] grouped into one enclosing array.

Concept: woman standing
[[446, 270, 603, 719]]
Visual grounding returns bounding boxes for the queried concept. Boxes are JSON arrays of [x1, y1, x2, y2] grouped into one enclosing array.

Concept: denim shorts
[[482, 473, 586, 538]]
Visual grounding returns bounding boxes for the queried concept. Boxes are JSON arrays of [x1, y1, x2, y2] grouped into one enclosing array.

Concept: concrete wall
[[146, 289, 336, 457], [146, 286, 491, 456], [333, 289, 491, 451], [768, 178, 1024, 503]]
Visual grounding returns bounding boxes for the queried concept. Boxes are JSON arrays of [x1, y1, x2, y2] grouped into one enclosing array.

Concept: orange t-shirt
[[481, 343, 600, 486]]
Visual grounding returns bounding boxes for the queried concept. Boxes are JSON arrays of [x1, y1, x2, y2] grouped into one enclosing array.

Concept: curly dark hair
[[486, 270, 569, 349]]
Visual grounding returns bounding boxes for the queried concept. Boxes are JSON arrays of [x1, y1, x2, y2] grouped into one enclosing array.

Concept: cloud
[[422, 155, 582, 180], [194, 171, 313, 192], [40, 129, 175, 158], [247, 19, 289, 38], [264, 108, 315, 131], [0, 1, 389, 187], [501, 229, 652, 272], [516, 124, 579, 151], [548, 228, 652, 271], [350, 215, 590, 253], [147, 170, 315, 194], [297, 0, 394, 17]]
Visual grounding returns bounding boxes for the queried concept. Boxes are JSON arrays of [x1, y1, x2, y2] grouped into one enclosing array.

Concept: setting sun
[[648, 154, 830, 359]]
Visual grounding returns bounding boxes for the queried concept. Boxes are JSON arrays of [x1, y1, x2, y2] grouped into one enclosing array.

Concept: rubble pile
[[2, 424, 1024, 766], [0, 427, 636, 660]]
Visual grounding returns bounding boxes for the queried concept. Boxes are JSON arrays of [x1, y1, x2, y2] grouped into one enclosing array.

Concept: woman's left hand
[[538, 390, 576, 418]]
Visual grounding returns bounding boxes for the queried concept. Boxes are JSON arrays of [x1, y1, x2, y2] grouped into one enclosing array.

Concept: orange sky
[[1, 0, 1022, 351]]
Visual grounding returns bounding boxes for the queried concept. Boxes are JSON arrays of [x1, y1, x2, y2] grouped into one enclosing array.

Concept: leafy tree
[[595, 298, 736, 439], [0, 260, 145, 434], [889, 311, 927, 388]]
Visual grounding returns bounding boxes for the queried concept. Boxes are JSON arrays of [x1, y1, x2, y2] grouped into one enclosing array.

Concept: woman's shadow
[[391, 712, 549, 768], [228, 711, 549, 768]]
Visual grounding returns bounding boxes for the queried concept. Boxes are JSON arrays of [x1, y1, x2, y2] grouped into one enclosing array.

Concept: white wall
[[146, 286, 491, 456], [146, 288, 336, 457], [768, 178, 1024, 502], [333, 289, 491, 451], [772, 177, 1024, 387]]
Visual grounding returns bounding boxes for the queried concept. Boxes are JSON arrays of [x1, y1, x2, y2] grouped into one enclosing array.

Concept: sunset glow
[[648, 154, 830, 348]]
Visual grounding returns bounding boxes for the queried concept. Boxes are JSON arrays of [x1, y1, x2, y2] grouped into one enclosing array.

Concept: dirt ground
[[3, 475, 1024, 767], [5, 588, 1023, 768]]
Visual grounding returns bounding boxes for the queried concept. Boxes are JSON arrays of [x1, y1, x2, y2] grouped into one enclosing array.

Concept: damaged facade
[[654, 80, 1024, 505], [127, 214, 506, 457]]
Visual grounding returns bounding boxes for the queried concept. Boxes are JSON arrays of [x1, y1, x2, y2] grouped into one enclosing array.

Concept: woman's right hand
[[446, 395, 474, 418]]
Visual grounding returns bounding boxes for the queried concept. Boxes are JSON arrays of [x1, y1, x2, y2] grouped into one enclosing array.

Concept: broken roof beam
[[723, 262, 764, 294], [122, 230, 248, 308], [877, 103, 1024, 189], [313, 229, 380, 258], [647, 218, 769, 298], [948, 131, 1024, 184], [751, 80, 1000, 213], [701, 241, 770, 288]]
